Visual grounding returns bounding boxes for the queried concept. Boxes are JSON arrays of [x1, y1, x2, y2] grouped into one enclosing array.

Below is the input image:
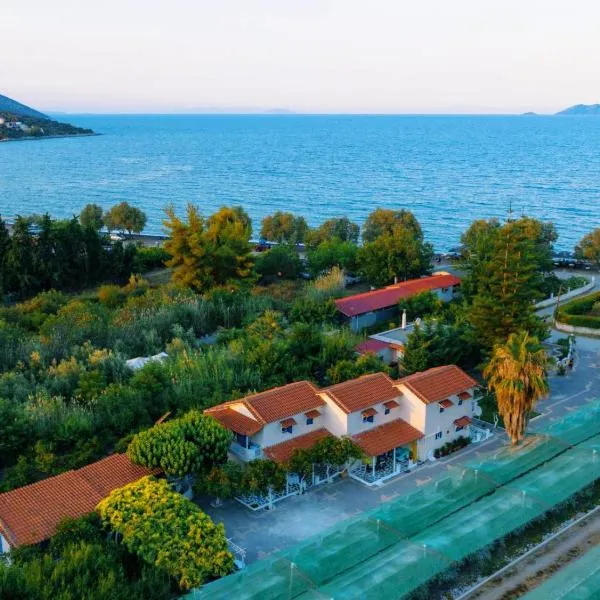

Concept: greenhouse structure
[[189, 400, 600, 600]]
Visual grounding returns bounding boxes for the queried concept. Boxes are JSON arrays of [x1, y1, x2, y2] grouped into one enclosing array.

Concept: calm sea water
[[1, 114, 599, 251]]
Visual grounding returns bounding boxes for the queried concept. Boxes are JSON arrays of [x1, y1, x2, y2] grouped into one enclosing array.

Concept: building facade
[[206, 365, 478, 485]]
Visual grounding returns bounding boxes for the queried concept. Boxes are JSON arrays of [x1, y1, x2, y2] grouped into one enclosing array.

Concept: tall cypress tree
[[0, 215, 11, 297]]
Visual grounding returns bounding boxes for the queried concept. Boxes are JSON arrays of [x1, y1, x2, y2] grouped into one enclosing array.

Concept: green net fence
[[189, 401, 600, 600], [522, 541, 600, 600]]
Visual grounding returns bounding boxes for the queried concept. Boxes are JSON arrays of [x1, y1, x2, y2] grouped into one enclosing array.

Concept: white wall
[[345, 396, 404, 436], [255, 406, 327, 448], [318, 393, 348, 437], [0, 534, 10, 554], [395, 386, 427, 433]]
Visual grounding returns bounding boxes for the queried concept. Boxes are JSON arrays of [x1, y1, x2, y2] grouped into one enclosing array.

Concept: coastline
[[0, 132, 99, 143]]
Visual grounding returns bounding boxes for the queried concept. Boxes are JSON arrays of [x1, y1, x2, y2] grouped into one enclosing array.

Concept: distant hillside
[[0, 94, 48, 119], [0, 93, 94, 141], [556, 104, 600, 116]]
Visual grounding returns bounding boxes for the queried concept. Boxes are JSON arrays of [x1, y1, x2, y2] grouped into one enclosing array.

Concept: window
[[441, 287, 449, 293], [456, 425, 464, 432], [281, 425, 293, 434], [384, 407, 390, 415], [439, 406, 444, 414], [306, 417, 314, 426], [458, 399, 463, 406], [435, 431, 442, 440], [363, 415, 374, 424]]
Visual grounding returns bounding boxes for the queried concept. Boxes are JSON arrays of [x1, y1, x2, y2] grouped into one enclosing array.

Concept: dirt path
[[463, 509, 600, 600]]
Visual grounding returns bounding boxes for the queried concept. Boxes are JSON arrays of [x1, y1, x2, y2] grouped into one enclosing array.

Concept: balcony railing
[[230, 441, 263, 461]]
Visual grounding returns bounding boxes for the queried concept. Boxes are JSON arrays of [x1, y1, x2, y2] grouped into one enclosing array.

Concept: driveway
[[199, 333, 600, 564]]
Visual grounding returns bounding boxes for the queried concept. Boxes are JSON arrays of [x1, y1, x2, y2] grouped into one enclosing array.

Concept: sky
[[2, 0, 600, 114]]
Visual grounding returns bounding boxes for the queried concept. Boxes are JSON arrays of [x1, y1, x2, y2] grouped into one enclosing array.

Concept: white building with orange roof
[[205, 364, 481, 486]]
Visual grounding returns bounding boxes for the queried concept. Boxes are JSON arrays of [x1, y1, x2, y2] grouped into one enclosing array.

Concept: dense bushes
[[556, 291, 600, 329], [433, 435, 470, 459]]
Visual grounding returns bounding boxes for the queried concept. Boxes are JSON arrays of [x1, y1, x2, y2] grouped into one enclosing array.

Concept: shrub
[[132, 246, 170, 272]]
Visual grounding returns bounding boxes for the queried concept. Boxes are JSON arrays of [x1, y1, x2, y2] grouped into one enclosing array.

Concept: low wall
[[535, 276, 595, 309], [554, 320, 600, 338]]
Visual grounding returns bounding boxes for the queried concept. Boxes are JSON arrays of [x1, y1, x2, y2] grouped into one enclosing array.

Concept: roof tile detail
[[205, 381, 324, 424], [335, 274, 461, 317], [207, 408, 262, 436], [304, 409, 321, 419], [280, 418, 297, 428], [0, 454, 155, 549], [323, 372, 399, 414], [439, 399, 454, 409], [383, 400, 399, 409], [352, 419, 423, 457], [454, 416, 472, 427], [458, 391, 473, 401], [361, 407, 378, 417], [263, 429, 332, 464], [397, 365, 477, 405]]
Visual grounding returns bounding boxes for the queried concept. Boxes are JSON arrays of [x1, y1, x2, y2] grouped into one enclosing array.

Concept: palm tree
[[484, 331, 549, 445]]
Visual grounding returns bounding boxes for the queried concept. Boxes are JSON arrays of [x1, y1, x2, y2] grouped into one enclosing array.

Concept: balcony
[[230, 440, 263, 462]]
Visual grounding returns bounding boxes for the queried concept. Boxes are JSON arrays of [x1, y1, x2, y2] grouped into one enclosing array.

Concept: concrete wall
[[394, 387, 427, 433], [318, 393, 348, 437], [345, 395, 404, 436], [535, 277, 595, 309], [554, 320, 600, 337], [252, 406, 326, 448]]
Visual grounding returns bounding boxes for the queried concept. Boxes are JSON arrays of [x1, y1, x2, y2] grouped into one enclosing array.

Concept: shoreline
[[0, 132, 99, 143]]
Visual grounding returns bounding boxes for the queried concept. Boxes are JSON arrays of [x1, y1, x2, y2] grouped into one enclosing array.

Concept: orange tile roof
[[205, 381, 324, 424], [458, 391, 472, 401], [397, 365, 477, 405], [361, 407, 378, 417], [454, 416, 472, 427], [335, 274, 461, 317], [439, 399, 454, 409], [207, 408, 262, 436], [323, 372, 399, 414], [383, 400, 399, 409], [0, 454, 155, 549], [280, 418, 297, 428], [305, 409, 321, 419], [352, 419, 423, 457], [263, 429, 332, 464]]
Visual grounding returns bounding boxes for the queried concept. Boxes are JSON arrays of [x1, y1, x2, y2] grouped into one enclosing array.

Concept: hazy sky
[[2, 0, 600, 114]]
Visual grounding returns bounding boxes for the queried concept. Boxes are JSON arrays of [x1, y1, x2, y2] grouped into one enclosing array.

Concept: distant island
[[555, 104, 600, 116], [0, 93, 94, 141]]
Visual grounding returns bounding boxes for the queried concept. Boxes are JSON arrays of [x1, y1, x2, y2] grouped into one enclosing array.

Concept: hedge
[[556, 291, 600, 329]]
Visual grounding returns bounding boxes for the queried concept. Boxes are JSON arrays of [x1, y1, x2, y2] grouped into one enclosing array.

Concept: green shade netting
[[189, 400, 600, 600], [522, 543, 600, 600]]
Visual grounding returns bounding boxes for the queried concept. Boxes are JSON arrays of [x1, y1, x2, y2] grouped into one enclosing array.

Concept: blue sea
[[1, 114, 599, 251]]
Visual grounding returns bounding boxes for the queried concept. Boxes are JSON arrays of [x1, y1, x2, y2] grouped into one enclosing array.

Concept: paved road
[[199, 333, 600, 563]]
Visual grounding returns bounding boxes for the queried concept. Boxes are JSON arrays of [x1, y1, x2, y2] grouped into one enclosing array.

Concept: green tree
[[5, 216, 36, 296], [197, 462, 243, 504], [306, 217, 360, 247], [205, 206, 254, 285], [163, 204, 212, 291], [241, 459, 287, 495], [260, 211, 308, 243], [255, 244, 302, 280], [362, 208, 423, 243], [468, 220, 546, 348], [484, 331, 549, 445], [399, 324, 430, 375], [80, 203, 105, 231], [575, 228, 600, 268], [398, 290, 442, 321], [357, 224, 433, 286], [97, 477, 233, 590], [0, 214, 12, 296], [127, 411, 231, 477], [105, 202, 147, 236], [307, 238, 358, 276]]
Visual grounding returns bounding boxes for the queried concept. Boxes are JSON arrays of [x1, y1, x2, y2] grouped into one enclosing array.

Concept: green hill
[[0, 93, 49, 119], [556, 104, 600, 116], [0, 93, 94, 141]]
